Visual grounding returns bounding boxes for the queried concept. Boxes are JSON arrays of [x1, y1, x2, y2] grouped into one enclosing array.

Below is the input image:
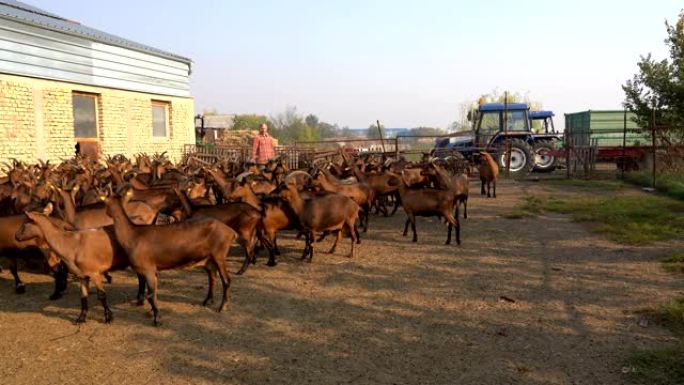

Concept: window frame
[[151, 100, 170, 139], [72, 92, 99, 141]]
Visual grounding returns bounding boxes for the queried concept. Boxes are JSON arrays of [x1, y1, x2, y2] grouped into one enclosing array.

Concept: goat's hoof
[[266, 260, 278, 267], [202, 299, 214, 307], [49, 292, 63, 301], [104, 312, 113, 324], [74, 316, 87, 325], [15, 284, 25, 294], [136, 298, 145, 307], [274, 250, 281, 256], [236, 268, 247, 276]]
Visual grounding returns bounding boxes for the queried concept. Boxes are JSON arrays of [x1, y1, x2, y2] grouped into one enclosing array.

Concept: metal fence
[[183, 134, 474, 170]]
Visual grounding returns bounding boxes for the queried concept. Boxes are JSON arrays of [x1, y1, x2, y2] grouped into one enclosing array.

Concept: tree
[[305, 114, 319, 128], [367, 122, 384, 139], [270, 106, 320, 144], [232, 114, 270, 131], [318, 121, 340, 139], [623, 11, 684, 131]]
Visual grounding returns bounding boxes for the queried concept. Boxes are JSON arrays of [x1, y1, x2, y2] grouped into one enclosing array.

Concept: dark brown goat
[[394, 171, 461, 245], [227, 181, 300, 266], [312, 170, 374, 232], [0, 213, 66, 298], [173, 188, 267, 275], [278, 182, 359, 261], [104, 195, 236, 326], [426, 163, 469, 219]]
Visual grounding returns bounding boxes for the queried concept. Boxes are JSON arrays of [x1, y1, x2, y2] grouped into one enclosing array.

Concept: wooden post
[[621, 109, 627, 179], [503, 92, 511, 177], [377, 120, 386, 154], [565, 130, 570, 179], [651, 106, 657, 189]]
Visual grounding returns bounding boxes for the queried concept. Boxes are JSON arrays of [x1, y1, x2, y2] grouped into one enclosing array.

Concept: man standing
[[251, 123, 275, 165]]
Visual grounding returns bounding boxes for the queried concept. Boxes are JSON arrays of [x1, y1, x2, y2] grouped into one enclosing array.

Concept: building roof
[[202, 114, 236, 129], [0, 0, 191, 64]]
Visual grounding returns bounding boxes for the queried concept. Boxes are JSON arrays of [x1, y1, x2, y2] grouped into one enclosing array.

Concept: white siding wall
[[0, 18, 191, 97]]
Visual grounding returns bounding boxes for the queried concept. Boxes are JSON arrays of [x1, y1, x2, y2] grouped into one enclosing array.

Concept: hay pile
[[217, 130, 278, 147]]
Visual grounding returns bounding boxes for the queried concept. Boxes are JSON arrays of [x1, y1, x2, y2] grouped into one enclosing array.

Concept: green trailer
[[564, 110, 649, 147], [564, 110, 651, 169]]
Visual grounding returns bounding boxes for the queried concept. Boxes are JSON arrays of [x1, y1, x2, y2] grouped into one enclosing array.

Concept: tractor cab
[[529, 110, 557, 134]]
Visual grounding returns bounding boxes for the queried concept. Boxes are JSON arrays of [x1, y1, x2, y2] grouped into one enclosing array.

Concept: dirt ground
[[0, 180, 682, 385]]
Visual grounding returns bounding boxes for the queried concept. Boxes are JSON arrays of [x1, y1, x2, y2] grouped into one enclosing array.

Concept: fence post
[[651, 106, 657, 189], [621, 109, 627, 179], [565, 130, 570, 179], [395, 137, 399, 158]]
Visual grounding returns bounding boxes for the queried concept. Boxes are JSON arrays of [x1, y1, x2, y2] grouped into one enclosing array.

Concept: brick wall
[[0, 74, 195, 163]]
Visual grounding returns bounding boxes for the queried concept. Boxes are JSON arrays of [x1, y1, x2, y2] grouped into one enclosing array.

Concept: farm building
[[0, 0, 194, 162]]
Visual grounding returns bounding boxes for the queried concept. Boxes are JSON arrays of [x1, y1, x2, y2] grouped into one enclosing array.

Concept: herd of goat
[[0, 149, 499, 326]]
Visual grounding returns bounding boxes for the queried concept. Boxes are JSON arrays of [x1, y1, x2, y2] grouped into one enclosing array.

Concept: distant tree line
[[226, 106, 452, 144]]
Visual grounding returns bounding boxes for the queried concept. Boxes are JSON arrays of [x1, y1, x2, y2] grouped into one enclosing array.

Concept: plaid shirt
[[251, 133, 275, 164]]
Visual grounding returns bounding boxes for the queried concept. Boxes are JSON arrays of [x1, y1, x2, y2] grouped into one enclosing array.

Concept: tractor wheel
[[532, 140, 559, 173], [496, 139, 534, 174]]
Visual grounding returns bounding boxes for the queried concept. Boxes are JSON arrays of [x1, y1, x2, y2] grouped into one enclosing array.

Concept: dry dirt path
[[0, 180, 681, 385]]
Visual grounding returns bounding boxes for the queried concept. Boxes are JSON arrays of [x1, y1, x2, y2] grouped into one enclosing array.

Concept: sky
[[28, 0, 684, 129]]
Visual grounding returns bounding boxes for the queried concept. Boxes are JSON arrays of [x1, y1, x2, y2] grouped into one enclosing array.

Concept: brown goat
[[16, 213, 146, 324], [104, 194, 237, 326], [278, 182, 359, 261], [428, 163, 469, 219], [394, 171, 461, 245], [312, 170, 374, 232], [478, 152, 499, 198], [0, 213, 67, 298], [173, 188, 266, 276], [226, 181, 299, 267]]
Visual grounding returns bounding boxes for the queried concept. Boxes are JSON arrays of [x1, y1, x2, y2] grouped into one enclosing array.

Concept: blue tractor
[[436, 103, 561, 173]]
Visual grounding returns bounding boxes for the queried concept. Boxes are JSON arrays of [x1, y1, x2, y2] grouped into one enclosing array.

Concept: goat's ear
[[24, 211, 39, 221]]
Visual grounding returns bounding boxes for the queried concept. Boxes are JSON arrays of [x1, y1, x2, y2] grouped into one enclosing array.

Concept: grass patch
[[500, 196, 543, 219], [521, 194, 684, 244], [625, 345, 684, 385], [662, 252, 684, 274], [544, 178, 626, 191], [625, 172, 684, 201], [661, 298, 684, 336]]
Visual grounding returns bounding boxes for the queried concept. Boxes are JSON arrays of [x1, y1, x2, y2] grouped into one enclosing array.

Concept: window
[[504, 111, 529, 131], [479, 111, 500, 132], [152, 101, 169, 137], [73, 93, 98, 138]]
